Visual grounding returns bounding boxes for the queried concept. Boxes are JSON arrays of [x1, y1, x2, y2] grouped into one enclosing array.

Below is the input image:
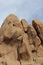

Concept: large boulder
[[18, 33, 33, 61], [1, 14, 23, 42], [21, 19, 28, 33], [0, 14, 43, 65], [32, 19, 43, 45], [27, 25, 41, 51], [1, 14, 23, 31]]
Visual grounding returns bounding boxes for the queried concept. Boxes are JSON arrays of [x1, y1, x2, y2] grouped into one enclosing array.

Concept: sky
[[0, 0, 43, 26]]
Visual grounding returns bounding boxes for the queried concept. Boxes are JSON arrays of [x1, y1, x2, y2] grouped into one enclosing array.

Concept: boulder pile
[[0, 14, 43, 65]]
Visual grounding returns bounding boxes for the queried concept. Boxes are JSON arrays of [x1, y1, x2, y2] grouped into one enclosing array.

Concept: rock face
[[27, 25, 41, 51], [21, 19, 28, 32], [0, 14, 43, 65], [32, 19, 43, 45]]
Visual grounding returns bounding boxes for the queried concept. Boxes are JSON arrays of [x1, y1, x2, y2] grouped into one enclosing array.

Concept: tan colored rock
[[32, 19, 43, 44], [1, 14, 23, 40], [0, 14, 24, 50], [37, 45, 43, 57], [0, 14, 43, 65], [21, 19, 28, 32], [18, 44, 30, 61], [6, 61, 20, 65], [27, 25, 41, 50], [18, 44, 26, 54], [20, 61, 34, 65], [1, 14, 23, 31], [27, 25, 37, 45], [0, 43, 18, 60], [36, 56, 43, 63], [33, 36, 41, 50], [3, 26, 23, 40], [0, 56, 20, 65], [22, 33, 33, 61], [16, 33, 33, 62], [1, 14, 32, 62], [0, 29, 4, 43]]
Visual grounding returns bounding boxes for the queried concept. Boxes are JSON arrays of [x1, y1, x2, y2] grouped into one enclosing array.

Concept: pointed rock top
[[32, 19, 43, 25]]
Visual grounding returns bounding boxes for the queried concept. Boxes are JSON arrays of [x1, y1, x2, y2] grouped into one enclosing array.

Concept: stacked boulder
[[0, 14, 43, 65]]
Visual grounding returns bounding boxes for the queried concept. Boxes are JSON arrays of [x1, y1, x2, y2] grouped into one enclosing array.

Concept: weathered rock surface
[[27, 25, 41, 51], [32, 19, 43, 45], [0, 14, 43, 65], [21, 19, 28, 32]]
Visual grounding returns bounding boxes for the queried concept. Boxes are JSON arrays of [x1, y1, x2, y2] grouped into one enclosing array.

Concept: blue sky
[[0, 0, 43, 26]]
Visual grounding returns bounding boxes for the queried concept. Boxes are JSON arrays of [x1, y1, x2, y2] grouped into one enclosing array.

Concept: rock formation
[[0, 14, 43, 65]]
